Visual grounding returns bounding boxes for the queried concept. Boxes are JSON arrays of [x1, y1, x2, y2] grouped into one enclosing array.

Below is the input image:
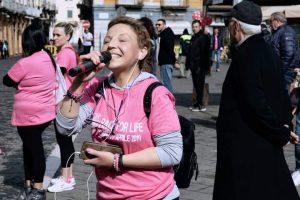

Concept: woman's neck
[[113, 68, 141, 88]]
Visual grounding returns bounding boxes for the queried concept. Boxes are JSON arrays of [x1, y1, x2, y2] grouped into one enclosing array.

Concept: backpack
[[94, 79, 199, 188], [144, 82, 199, 188]]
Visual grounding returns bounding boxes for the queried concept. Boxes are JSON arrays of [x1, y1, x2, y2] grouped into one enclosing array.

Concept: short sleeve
[[7, 61, 26, 83], [148, 87, 180, 135], [56, 50, 70, 69]]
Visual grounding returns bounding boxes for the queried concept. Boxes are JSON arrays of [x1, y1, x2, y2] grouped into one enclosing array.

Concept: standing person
[[82, 28, 93, 55], [270, 12, 298, 89], [47, 22, 78, 193], [188, 20, 211, 112], [55, 16, 182, 200], [213, 2, 300, 200], [179, 28, 191, 78], [3, 39, 8, 59], [2, 21, 56, 200], [156, 18, 176, 92], [139, 17, 158, 75], [211, 28, 223, 72], [0, 39, 3, 59]]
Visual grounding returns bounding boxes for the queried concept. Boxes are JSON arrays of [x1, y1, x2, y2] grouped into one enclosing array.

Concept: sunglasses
[[156, 24, 162, 26]]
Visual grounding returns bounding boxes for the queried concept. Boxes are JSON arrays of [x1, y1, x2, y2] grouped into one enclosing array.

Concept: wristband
[[113, 154, 120, 173], [119, 154, 123, 172], [66, 89, 82, 103]]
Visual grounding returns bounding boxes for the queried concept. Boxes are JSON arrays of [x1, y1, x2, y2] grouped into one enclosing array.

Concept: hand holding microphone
[[69, 51, 112, 77]]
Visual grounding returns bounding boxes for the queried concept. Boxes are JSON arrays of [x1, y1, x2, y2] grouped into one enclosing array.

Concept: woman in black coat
[[213, 1, 300, 200]]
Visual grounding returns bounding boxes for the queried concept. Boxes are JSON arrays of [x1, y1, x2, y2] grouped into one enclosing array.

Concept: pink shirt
[[82, 77, 180, 200], [8, 51, 56, 126], [56, 44, 77, 88]]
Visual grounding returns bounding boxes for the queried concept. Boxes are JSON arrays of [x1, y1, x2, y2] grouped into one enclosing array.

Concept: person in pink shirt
[[47, 22, 78, 193], [55, 16, 183, 199], [3, 20, 56, 200]]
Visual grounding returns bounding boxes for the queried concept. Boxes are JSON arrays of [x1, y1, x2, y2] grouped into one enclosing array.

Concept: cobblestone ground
[[0, 57, 299, 199]]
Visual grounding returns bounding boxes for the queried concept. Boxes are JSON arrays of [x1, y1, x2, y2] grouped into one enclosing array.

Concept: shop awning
[[166, 20, 192, 35], [261, 5, 300, 20]]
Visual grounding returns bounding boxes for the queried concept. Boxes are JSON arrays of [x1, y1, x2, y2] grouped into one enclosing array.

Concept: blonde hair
[[55, 21, 78, 41]]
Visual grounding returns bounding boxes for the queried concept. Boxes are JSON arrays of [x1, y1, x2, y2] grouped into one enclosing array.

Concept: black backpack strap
[[94, 78, 110, 103], [144, 81, 163, 118]]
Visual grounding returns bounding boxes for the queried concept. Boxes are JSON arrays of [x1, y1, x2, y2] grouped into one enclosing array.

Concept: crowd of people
[[2, 1, 300, 199]]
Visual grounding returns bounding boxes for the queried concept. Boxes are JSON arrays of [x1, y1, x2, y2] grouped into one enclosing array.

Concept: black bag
[[144, 82, 199, 188]]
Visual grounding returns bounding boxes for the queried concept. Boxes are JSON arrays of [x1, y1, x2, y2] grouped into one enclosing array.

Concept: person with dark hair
[[55, 16, 182, 200], [3, 39, 9, 59], [47, 21, 78, 193], [82, 28, 93, 54], [156, 18, 176, 92], [210, 28, 223, 72], [188, 20, 211, 112], [213, 1, 300, 199], [3, 22, 57, 200], [139, 16, 158, 75]]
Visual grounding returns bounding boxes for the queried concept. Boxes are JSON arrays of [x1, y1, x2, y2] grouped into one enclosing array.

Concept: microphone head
[[101, 51, 112, 63]]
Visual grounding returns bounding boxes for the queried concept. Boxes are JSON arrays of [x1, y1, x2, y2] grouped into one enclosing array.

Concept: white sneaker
[[48, 177, 76, 192], [292, 170, 300, 186], [50, 176, 76, 185]]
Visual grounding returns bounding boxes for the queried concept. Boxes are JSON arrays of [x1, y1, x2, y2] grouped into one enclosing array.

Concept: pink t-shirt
[[8, 51, 56, 126], [82, 77, 180, 200], [56, 44, 77, 88]]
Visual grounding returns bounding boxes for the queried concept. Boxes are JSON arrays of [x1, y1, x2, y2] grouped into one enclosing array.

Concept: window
[[67, 10, 73, 18]]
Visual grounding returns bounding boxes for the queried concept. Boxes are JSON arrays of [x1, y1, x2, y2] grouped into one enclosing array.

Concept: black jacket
[[271, 23, 298, 72], [213, 34, 299, 200], [158, 27, 175, 65], [187, 31, 210, 72]]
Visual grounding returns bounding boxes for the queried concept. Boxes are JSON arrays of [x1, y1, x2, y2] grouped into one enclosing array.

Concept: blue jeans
[[160, 64, 173, 92], [296, 113, 300, 169], [211, 49, 221, 69]]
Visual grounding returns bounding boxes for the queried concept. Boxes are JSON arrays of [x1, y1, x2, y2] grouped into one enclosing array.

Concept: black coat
[[213, 34, 299, 200], [187, 31, 211, 72], [158, 27, 175, 65]]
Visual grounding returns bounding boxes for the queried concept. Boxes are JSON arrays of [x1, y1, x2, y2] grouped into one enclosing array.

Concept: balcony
[[115, 0, 143, 9], [160, 0, 188, 10]]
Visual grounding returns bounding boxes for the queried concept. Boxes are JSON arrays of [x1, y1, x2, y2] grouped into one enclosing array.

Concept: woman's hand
[[83, 148, 114, 169], [76, 51, 107, 83], [71, 51, 107, 91], [290, 131, 299, 144]]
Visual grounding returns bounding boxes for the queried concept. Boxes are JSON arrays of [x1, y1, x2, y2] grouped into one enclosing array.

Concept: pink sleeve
[[148, 87, 180, 135], [56, 51, 70, 69], [7, 61, 26, 83], [82, 77, 107, 109]]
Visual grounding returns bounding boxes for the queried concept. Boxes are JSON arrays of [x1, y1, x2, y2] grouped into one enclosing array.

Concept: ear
[[138, 48, 148, 60]]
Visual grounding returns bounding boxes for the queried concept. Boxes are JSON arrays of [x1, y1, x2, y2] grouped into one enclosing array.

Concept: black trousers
[[83, 45, 91, 55], [17, 121, 51, 182], [54, 121, 75, 168], [191, 68, 206, 107]]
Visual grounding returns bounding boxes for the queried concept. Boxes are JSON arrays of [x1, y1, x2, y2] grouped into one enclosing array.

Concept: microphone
[[69, 51, 112, 77]]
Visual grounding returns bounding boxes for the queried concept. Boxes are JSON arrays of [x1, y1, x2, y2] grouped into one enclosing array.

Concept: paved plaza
[[0, 57, 299, 199]]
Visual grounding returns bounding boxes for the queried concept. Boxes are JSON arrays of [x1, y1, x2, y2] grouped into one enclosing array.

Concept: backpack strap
[[94, 78, 110, 103], [144, 81, 163, 118]]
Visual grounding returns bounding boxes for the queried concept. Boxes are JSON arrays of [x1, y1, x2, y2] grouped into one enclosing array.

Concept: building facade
[[91, 0, 203, 51], [49, 0, 83, 46], [0, 0, 56, 56]]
